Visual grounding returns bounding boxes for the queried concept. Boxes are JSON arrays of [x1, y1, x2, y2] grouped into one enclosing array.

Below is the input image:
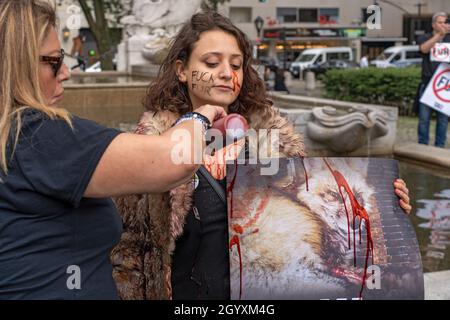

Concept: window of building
[[299, 8, 318, 23], [229, 7, 252, 23], [277, 7, 297, 23], [319, 8, 339, 24]]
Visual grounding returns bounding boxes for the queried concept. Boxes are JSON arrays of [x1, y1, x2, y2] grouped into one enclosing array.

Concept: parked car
[[391, 59, 422, 68], [303, 60, 360, 76], [370, 45, 422, 68], [290, 47, 354, 78]]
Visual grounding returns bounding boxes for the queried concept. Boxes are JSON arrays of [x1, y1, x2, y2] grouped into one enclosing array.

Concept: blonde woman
[[0, 0, 225, 299]]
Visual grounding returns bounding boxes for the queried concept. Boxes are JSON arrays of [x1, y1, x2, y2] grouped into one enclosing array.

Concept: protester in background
[[360, 54, 369, 68], [70, 34, 87, 71], [417, 12, 450, 147], [273, 66, 290, 93]]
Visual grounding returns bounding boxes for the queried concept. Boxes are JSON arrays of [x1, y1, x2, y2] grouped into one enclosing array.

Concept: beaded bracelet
[[173, 112, 212, 132]]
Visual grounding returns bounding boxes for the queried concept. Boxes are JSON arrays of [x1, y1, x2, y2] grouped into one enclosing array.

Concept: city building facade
[[218, 0, 450, 62]]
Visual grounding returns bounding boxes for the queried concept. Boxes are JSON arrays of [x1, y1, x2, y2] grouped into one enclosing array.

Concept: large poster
[[420, 63, 450, 117], [227, 158, 424, 300]]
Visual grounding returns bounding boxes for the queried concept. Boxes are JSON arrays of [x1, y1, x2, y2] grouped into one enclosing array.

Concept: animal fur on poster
[[227, 158, 423, 300]]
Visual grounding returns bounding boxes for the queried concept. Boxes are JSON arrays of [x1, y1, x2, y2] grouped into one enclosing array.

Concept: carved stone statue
[[120, 0, 202, 65], [306, 106, 389, 153]]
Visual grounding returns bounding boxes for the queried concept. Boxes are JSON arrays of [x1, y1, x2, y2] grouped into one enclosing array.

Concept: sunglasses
[[40, 49, 65, 77]]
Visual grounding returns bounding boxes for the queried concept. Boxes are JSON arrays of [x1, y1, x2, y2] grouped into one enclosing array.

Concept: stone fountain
[[117, 0, 203, 73], [306, 105, 389, 153], [269, 93, 397, 157]]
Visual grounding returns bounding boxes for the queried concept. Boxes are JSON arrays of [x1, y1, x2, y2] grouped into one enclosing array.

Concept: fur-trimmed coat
[[110, 107, 306, 299]]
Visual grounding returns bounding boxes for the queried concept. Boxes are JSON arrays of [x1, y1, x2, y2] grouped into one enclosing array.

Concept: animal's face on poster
[[227, 158, 423, 300]]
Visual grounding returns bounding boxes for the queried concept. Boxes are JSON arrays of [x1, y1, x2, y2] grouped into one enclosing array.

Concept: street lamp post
[[253, 16, 265, 59], [62, 26, 71, 42], [281, 27, 287, 70], [254, 16, 264, 39]]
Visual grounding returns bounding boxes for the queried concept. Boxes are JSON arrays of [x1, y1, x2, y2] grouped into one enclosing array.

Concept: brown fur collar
[[110, 108, 305, 299]]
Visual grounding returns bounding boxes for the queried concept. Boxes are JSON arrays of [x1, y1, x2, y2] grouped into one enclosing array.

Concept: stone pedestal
[[305, 71, 316, 91], [117, 35, 154, 72]]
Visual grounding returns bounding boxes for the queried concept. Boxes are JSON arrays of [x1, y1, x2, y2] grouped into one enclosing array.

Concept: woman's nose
[[59, 63, 71, 82], [218, 64, 232, 80]]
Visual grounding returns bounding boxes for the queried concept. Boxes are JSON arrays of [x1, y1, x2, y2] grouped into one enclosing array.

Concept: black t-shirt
[[0, 109, 122, 299], [171, 168, 230, 300], [417, 33, 450, 84]]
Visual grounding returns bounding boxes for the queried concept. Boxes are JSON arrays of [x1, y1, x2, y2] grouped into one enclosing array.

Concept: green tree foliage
[[77, 0, 129, 70]]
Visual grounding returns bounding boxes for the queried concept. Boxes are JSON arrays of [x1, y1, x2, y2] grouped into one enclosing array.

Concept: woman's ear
[[175, 60, 187, 83]]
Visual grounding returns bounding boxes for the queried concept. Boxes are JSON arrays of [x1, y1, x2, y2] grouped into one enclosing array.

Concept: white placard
[[420, 63, 450, 117], [430, 43, 450, 62]]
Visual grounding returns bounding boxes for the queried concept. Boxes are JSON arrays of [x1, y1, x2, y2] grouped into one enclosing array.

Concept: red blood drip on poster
[[323, 158, 374, 299], [229, 235, 243, 300], [228, 160, 271, 300], [229, 191, 268, 300], [232, 71, 241, 94], [243, 192, 269, 229], [227, 159, 241, 298], [227, 159, 238, 219], [301, 156, 309, 191]]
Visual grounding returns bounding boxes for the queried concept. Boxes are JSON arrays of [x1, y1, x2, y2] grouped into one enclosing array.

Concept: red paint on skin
[[232, 70, 241, 93], [323, 158, 374, 299]]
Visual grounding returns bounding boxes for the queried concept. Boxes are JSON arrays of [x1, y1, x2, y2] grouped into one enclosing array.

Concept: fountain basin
[[270, 93, 397, 157], [60, 72, 151, 127]]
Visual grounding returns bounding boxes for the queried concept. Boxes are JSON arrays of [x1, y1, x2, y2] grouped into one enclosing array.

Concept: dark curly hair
[[144, 11, 273, 121]]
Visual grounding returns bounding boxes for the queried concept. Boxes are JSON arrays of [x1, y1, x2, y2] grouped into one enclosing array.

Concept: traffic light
[[259, 0, 268, 3]]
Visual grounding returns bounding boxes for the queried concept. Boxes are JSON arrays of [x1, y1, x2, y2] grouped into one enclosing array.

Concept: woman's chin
[[207, 97, 237, 109]]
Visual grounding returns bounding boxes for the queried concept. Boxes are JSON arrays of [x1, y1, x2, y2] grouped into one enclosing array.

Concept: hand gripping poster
[[227, 158, 424, 300]]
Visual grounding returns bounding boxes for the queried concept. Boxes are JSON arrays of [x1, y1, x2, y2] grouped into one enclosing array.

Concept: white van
[[370, 45, 422, 68], [289, 47, 353, 78]]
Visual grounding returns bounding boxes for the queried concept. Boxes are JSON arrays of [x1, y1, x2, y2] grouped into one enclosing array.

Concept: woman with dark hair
[[111, 11, 412, 300]]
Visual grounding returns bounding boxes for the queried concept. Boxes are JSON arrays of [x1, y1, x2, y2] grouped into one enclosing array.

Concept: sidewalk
[[425, 270, 450, 300]]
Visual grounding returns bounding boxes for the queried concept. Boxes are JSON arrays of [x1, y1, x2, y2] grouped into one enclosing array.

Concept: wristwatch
[[173, 112, 212, 132]]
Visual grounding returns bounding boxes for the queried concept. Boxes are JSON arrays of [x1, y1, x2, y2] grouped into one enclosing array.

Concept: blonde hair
[[0, 0, 72, 174]]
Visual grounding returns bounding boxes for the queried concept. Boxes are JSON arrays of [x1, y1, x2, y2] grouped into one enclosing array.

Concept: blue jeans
[[418, 83, 449, 147]]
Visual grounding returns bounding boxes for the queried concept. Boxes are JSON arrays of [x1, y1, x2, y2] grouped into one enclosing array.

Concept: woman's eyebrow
[[201, 52, 243, 58]]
